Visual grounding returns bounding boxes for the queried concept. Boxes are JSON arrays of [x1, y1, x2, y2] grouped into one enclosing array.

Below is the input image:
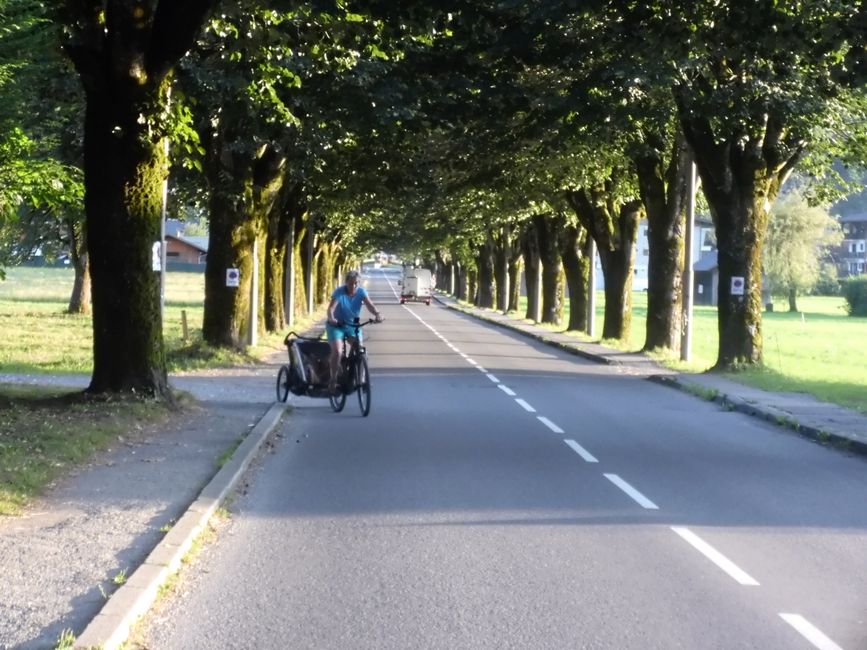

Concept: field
[[0, 266, 285, 374]]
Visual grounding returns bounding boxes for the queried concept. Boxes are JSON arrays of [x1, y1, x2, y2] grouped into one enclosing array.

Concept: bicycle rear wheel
[[356, 355, 371, 416], [276, 365, 290, 402]]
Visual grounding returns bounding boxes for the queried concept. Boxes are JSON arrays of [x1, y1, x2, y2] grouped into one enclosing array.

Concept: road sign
[[226, 268, 240, 287]]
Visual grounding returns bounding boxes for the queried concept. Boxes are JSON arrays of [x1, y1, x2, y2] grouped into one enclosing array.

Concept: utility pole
[[681, 161, 697, 362], [587, 240, 597, 338]]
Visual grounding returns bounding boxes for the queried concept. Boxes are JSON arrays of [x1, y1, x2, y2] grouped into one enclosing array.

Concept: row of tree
[[0, 1, 864, 400]]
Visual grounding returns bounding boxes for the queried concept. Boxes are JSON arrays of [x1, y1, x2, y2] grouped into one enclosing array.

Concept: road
[[139, 269, 867, 650]]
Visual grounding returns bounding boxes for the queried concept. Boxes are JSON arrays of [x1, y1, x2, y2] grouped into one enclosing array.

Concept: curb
[[648, 375, 867, 457], [433, 296, 615, 365], [74, 401, 288, 650]]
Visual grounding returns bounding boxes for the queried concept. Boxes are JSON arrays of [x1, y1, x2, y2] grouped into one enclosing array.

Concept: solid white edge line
[[671, 527, 760, 586], [515, 398, 536, 412], [779, 614, 844, 650], [564, 439, 598, 463], [537, 416, 564, 434], [604, 474, 659, 510], [498, 384, 516, 396], [486, 374, 500, 383]]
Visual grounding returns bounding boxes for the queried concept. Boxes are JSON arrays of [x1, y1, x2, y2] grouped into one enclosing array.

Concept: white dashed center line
[[514, 398, 536, 412], [779, 614, 843, 650], [537, 416, 563, 433], [498, 384, 516, 396], [486, 373, 500, 383], [564, 439, 598, 463], [671, 527, 759, 586], [604, 474, 659, 510]]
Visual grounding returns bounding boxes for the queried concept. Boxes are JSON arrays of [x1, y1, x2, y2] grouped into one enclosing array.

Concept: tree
[[637, 0, 866, 368], [764, 191, 843, 311], [58, 0, 217, 397]]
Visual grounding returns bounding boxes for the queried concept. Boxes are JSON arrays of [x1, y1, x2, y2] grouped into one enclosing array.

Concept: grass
[[510, 291, 867, 414], [0, 384, 178, 515], [0, 266, 293, 374]]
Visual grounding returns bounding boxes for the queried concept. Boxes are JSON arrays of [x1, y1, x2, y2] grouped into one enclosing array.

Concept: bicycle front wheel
[[329, 387, 346, 412], [356, 355, 371, 416], [276, 365, 291, 402]]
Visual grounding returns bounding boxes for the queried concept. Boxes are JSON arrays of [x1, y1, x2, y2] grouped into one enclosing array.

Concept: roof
[[167, 234, 208, 253], [838, 212, 867, 224], [693, 250, 718, 272], [165, 219, 185, 237]]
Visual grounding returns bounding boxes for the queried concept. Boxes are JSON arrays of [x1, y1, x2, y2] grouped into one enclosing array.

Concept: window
[[858, 241, 866, 253]]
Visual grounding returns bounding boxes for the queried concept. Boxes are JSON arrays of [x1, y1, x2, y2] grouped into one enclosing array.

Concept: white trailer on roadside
[[399, 267, 433, 305]]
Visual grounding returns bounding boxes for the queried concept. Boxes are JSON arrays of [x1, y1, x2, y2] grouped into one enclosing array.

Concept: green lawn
[[518, 291, 867, 414], [0, 266, 284, 373]]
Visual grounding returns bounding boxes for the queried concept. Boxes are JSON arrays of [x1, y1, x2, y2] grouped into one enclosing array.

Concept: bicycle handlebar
[[335, 318, 377, 329]]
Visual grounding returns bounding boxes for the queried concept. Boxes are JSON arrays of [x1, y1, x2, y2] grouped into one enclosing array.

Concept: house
[[833, 212, 867, 278], [596, 214, 717, 291], [693, 251, 719, 305], [163, 219, 208, 267], [165, 234, 207, 265]]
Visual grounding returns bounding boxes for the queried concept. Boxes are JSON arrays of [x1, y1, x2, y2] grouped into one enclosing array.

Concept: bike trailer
[[399, 267, 433, 305], [285, 335, 332, 396]]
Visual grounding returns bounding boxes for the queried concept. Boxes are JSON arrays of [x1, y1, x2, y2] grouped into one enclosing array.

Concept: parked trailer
[[399, 267, 433, 305]]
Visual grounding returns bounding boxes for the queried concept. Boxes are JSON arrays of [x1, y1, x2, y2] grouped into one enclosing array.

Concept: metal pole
[[285, 217, 295, 327], [587, 240, 597, 338], [681, 161, 697, 362], [533, 262, 542, 323], [248, 238, 258, 347], [159, 87, 171, 325], [306, 220, 314, 314]]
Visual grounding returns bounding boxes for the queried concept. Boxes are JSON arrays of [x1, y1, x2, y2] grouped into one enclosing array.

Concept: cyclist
[[326, 269, 384, 393]]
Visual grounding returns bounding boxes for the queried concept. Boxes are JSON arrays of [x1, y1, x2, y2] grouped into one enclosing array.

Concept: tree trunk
[[202, 140, 284, 348], [67, 219, 90, 315], [520, 222, 541, 321], [475, 239, 495, 308], [467, 267, 478, 305], [63, 0, 216, 398], [565, 185, 641, 341], [493, 226, 511, 311], [291, 217, 309, 318], [264, 183, 304, 333], [535, 213, 564, 325], [635, 132, 690, 353], [560, 222, 590, 332], [788, 287, 798, 312], [677, 98, 801, 369], [81, 81, 170, 396], [508, 255, 522, 313], [455, 261, 467, 301]]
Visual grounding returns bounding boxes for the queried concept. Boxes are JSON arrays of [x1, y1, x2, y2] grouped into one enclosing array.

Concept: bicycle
[[329, 318, 377, 416]]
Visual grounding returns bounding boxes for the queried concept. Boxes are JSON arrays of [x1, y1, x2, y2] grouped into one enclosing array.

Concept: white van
[[399, 267, 433, 305]]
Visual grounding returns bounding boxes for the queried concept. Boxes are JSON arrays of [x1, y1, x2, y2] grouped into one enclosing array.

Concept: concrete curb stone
[[74, 401, 287, 650]]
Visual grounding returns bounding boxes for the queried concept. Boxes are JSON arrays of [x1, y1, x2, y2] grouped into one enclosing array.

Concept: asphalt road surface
[[140, 268, 867, 650]]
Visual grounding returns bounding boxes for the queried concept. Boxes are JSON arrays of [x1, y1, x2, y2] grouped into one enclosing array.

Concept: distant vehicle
[[398, 267, 433, 305]]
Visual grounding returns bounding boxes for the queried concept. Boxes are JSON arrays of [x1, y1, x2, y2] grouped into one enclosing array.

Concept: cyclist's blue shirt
[[331, 285, 368, 325]]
